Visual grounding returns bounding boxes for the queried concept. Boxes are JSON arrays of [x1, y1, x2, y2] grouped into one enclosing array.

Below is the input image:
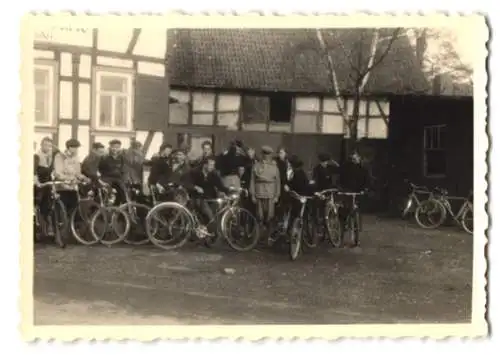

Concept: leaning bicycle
[[34, 180, 70, 248], [335, 190, 367, 247]]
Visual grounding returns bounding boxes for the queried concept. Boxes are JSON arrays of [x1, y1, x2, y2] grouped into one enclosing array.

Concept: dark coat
[[82, 152, 102, 180], [186, 168, 230, 199], [339, 161, 370, 192], [288, 168, 312, 196], [217, 147, 247, 177], [148, 155, 171, 187], [312, 163, 340, 191], [98, 154, 126, 181]]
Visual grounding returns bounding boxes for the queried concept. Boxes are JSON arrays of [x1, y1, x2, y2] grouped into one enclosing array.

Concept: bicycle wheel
[[70, 199, 101, 245], [221, 207, 259, 252], [460, 203, 474, 235], [415, 199, 446, 229], [350, 211, 361, 247], [52, 199, 68, 248], [302, 212, 318, 249], [145, 202, 193, 250], [325, 203, 342, 248], [90, 206, 130, 246], [119, 202, 151, 245], [289, 218, 302, 261]]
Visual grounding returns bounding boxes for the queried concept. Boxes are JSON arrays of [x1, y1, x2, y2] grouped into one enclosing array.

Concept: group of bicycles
[[34, 177, 367, 261], [400, 179, 474, 234]]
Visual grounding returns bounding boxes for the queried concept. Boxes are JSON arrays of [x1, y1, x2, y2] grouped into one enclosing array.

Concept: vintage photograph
[[23, 14, 487, 337]]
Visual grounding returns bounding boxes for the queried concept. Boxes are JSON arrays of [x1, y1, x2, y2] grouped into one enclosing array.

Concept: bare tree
[[315, 28, 403, 152]]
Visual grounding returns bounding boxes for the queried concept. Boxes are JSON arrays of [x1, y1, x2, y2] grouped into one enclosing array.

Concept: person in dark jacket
[[34, 136, 59, 235], [186, 156, 231, 236], [285, 155, 312, 234], [98, 139, 127, 204], [82, 142, 106, 181], [148, 142, 173, 188], [217, 140, 247, 189], [338, 151, 370, 247], [191, 140, 214, 169], [339, 151, 370, 193], [312, 153, 340, 192]]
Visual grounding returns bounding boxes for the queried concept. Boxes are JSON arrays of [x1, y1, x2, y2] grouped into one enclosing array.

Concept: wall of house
[[33, 27, 169, 160], [385, 96, 473, 214], [167, 87, 391, 164]]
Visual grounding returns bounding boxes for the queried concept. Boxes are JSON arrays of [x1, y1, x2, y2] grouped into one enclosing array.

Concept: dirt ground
[[33, 215, 473, 325]]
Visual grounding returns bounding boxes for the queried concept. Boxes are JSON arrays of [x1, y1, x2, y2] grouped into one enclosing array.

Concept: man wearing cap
[[82, 142, 106, 181], [148, 142, 173, 188], [249, 145, 281, 229], [98, 139, 127, 204], [53, 138, 90, 211], [217, 140, 247, 189], [124, 140, 145, 187]]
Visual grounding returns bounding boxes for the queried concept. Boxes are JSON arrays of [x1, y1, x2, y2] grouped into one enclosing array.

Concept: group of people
[[33, 135, 371, 242]]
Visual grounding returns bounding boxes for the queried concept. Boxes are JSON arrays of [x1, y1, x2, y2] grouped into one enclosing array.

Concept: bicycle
[[268, 189, 314, 261], [70, 180, 116, 245], [401, 180, 433, 219], [89, 181, 131, 246], [335, 190, 367, 247], [314, 188, 343, 248], [117, 181, 192, 246], [33, 180, 70, 248], [415, 188, 473, 234], [145, 187, 259, 251]]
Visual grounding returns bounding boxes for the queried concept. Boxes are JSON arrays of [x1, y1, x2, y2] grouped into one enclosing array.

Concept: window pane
[[35, 88, 47, 123], [34, 68, 49, 86], [192, 92, 215, 111], [115, 96, 128, 127], [295, 97, 320, 111], [217, 93, 240, 111], [99, 95, 112, 127], [169, 103, 189, 124], [367, 117, 388, 138], [425, 150, 446, 176], [217, 112, 239, 130], [193, 113, 213, 126], [439, 127, 446, 149], [100, 75, 128, 92], [321, 114, 344, 134], [241, 95, 269, 123], [293, 112, 318, 133]]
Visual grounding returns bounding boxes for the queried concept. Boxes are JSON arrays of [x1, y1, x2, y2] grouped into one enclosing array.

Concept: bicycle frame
[[435, 192, 471, 224]]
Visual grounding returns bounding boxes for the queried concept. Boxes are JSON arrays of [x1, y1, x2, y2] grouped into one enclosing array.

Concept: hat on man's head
[[65, 138, 81, 149], [92, 142, 105, 150], [109, 139, 122, 146], [261, 145, 274, 154], [234, 139, 244, 148], [318, 153, 330, 162], [288, 154, 303, 168]]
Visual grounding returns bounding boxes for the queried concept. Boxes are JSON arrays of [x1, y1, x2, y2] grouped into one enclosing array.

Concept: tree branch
[[364, 28, 402, 75], [358, 29, 380, 93], [315, 29, 350, 126]]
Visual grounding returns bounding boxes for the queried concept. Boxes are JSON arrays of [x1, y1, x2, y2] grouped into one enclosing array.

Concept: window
[[269, 93, 292, 123], [423, 125, 446, 177], [94, 69, 134, 131], [34, 63, 56, 126], [241, 95, 269, 124]]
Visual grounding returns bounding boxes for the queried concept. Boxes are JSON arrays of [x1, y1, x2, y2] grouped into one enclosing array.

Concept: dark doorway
[[269, 92, 292, 123]]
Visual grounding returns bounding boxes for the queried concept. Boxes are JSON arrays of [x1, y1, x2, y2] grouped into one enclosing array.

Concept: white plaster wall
[[34, 50, 54, 59], [78, 83, 91, 120], [133, 28, 167, 58], [137, 62, 164, 77], [77, 126, 90, 160], [97, 56, 134, 68], [59, 81, 73, 119], [60, 52, 73, 76]]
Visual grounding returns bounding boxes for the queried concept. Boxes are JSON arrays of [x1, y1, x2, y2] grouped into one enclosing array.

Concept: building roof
[[167, 28, 431, 95]]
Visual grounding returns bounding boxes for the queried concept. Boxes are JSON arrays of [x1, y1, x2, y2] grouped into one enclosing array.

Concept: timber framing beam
[[34, 41, 165, 64], [126, 29, 142, 55]]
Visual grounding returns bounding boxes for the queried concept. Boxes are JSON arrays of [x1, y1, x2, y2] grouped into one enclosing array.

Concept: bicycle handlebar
[[336, 191, 367, 197], [316, 188, 340, 196]]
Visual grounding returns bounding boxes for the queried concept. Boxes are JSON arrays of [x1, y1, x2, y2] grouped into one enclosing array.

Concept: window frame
[[423, 124, 447, 178], [92, 67, 134, 132], [34, 60, 58, 128]]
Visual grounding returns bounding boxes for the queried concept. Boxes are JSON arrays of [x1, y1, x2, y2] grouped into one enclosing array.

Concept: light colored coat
[[250, 159, 281, 199], [53, 151, 85, 190]]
